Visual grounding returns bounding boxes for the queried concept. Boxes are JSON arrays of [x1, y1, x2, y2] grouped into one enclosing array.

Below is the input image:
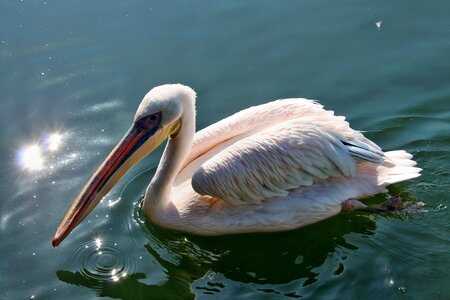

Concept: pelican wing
[[191, 118, 384, 205]]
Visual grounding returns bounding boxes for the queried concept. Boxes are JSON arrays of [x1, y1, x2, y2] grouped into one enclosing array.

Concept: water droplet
[[375, 20, 382, 29], [95, 238, 102, 249], [435, 204, 447, 211], [207, 271, 216, 279], [398, 286, 407, 293], [294, 255, 303, 265]]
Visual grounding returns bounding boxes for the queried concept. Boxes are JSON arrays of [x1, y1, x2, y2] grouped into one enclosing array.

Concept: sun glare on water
[[47, 133, 62, 151], [17, 132, 64, 172], [19, 145, 44, 171]]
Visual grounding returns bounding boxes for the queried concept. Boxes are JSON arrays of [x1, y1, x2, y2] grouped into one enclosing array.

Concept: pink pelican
[[52, 84, 421, 247]]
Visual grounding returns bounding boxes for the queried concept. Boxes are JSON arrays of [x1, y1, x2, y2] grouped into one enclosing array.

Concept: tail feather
[[377, 150, 422, 186], [355, 150, 421, 188]]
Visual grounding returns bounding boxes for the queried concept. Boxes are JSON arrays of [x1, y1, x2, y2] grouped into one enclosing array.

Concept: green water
[[1, 1, 449, 299]]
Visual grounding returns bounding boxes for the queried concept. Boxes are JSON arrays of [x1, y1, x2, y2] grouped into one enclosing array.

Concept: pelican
[[52, 84, 421, 247]]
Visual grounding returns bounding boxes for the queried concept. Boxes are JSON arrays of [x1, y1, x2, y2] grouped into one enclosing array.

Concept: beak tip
[[52, 235, 61, 248]]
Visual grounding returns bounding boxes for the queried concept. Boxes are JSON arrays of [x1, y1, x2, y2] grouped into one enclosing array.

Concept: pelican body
[[52, 84, 421, 246]]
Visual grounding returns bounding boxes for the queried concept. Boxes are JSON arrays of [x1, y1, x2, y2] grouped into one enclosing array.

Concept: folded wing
[[191, 117, 384, 205]]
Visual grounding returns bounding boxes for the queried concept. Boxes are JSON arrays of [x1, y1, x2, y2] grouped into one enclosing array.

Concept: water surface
[[1, 1, 449, 299]]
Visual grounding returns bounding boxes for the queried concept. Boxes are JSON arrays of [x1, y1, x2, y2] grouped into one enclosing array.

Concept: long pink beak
[[52, 120, 161, 247]]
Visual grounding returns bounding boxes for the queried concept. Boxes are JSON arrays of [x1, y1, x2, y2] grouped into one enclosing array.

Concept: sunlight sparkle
[[47, 133, 62, 151], [19, 145, 44, 171], [95, 237, 102, 250]]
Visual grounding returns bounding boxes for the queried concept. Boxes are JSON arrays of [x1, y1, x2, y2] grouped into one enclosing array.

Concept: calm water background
[[1, 1, 449, 299]]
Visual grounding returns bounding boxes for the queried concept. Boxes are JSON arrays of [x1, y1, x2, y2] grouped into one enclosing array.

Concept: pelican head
[[52, 84, 196, 247]]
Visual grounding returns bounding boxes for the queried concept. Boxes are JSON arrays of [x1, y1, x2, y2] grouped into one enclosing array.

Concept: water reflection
[[57, 212, 377, 299], [16, 131, 64, 171], [375, 20, 382, 29], [46, 133, 63, 152], [61, 237, 135, 287], [53, 165, 427, 298], [18, 145, 44, 171]]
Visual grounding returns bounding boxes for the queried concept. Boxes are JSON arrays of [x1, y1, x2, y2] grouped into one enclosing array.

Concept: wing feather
[[184, 99, 384, 206], [191, 117, 382, 205]]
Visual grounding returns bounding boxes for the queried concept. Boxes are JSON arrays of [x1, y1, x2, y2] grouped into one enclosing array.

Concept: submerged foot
[[374, 196, 426, 212], [341, 199, 368, 212], [342, 196, 426, 213]]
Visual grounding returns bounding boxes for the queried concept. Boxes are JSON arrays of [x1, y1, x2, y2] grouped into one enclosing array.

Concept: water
[[1, 1, 449, 299]]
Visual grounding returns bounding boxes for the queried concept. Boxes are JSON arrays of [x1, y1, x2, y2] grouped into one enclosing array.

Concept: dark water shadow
[[57, 209, 378, 299], [151, 212, 377, 286]]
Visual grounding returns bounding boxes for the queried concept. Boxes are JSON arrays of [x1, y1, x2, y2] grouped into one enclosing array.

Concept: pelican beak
[[52, 113, 181, 247]]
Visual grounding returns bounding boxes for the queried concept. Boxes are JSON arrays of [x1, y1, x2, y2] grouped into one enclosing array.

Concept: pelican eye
[[136, 112, 162, 129]]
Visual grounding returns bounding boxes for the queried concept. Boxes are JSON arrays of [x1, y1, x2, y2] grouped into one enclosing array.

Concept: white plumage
[[143, 86, 421, 234], [52, 84, 422, 246]]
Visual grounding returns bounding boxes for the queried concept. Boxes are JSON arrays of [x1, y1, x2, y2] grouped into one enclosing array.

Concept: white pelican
[[52, 84, 421, 247]]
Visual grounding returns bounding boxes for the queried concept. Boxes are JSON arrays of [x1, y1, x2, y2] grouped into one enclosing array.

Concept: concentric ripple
[[65, 237, 135, 283]]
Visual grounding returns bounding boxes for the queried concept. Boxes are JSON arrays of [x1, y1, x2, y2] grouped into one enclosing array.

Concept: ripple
[[114, 198, 143, 249], [120, 166, 159, 247], [65, 237, 135, 283]]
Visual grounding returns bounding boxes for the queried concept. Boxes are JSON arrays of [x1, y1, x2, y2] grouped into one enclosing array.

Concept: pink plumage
[[53, 84, 422, 246]]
